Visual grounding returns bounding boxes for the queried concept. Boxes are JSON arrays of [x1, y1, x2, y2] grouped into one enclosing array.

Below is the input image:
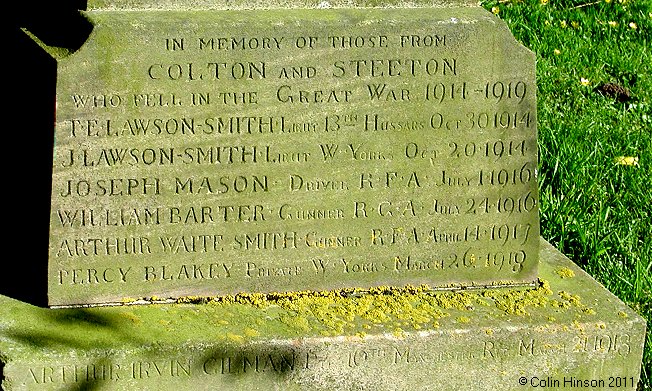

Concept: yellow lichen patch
[[457, 316, 471, 323], [485, 328, 494, 335], [431, 291, 477, 310], [226, 333, 244, 343], [233, 292, 269, 308], [618, 311, 628, 318], [392, 327, 406, 338], [215, 295, 236, 305], [489, 280, 553, 315], [176, 296, 212, 304], [595, 322, 607, 330], [260, 285, 455, 335], [555, 267, 575, 279], [286, 316, 312, 332], [558, 291, 581, 306], [135, 280, 591, 338], [540, 280, 553, 294]]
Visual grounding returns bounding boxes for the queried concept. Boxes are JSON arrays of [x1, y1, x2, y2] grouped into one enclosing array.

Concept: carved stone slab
[[47, 4, 539, 305]]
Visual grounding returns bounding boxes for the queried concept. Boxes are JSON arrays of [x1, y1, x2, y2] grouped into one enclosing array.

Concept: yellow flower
[[491, 6, 500, 14], [608, 21, 618, 27], [554, 49, 561, 55], [605, 0, 611, 2], [614, 156, 639, 167], [545, 20, 551, 26], [580, 77, 590, 86], [629, 22, 637, 29], [560, 20, 567, 28], [571, 21, 580, 28], [540, 0, 549, 4]]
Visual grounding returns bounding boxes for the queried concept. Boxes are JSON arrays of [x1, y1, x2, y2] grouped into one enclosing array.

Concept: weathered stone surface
[[44, 4, 539, 306], [85, 0, 481, 11], [0, 239, 645, 390]]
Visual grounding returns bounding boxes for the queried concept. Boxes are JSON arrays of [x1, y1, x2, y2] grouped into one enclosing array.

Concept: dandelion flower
[[608, 21, 618, 27], [540, 0, 549, 4], [571, 21, 580, 28], [560, 20, 567, 28], [554, 49, 561, 55], [629, 22, 637, 29], [491, 6, 500, 14], [614, 156, 639, 167], [580, 77, 590, 86], [605, 0, 611, 3]]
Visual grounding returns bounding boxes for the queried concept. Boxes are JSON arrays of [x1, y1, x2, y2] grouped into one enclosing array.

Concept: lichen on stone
[[558, 291, 581, 306], [457, 316, 471, 323], [555, 267, 576, 279], [226, 333, 244, 343], [149, 279, 592, 338]]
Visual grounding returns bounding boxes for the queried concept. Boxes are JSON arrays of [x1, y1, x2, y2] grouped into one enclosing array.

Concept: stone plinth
[[1, 239, 645, 390]]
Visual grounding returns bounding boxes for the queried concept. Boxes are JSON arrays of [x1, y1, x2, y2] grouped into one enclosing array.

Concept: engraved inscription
[[23, 331, 634, 386], [50, 8, 539, 304]]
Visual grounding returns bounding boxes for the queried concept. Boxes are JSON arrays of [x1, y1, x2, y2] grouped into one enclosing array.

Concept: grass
[[480, 0, 651, 388]]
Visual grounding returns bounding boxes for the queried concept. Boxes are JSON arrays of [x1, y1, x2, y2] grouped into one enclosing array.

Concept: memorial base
[[1, 238, 646, 390]]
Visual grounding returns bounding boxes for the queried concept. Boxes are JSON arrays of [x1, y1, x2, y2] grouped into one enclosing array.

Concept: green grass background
[[480, 0, 650, 388]]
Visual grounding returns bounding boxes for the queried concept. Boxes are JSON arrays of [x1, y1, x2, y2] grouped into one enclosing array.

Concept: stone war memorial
[[1, 0, 646, 390]]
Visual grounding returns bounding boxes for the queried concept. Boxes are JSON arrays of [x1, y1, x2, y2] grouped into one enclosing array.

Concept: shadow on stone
[[3, 2, 91, 307], [2, 306, 145, 389], [20, 3, 93, 58], [3, 308, 132, 350], [3, 25, 55, 307]]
